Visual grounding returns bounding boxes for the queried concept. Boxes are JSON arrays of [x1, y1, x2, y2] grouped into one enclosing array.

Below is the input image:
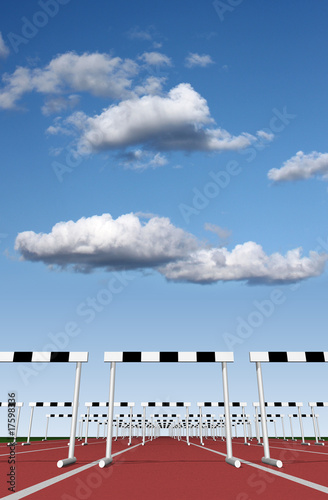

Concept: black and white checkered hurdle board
[[100, 351, 239, 468], [83, 402, 135, 446], [250, 351, 328, 467], [0, 351, 88, 468], [1, 402, 24, 445]]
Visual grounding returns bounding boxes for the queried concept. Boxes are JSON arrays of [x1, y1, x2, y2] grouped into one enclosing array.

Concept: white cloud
[[0, 52, 139, 109], [120, 150, 168, 170], [134, 76, 166, 96], [268, 151, 328, 182], [74, 83, 260, 154], [14, 213, 327, 285], [185, 53, 214, 68], [0, 32, 9, 59], [139, 52, 172, 66], [256, 130, 274, 142], [160, 242, 327, 285], [127, 27, 153, 40], [15, 213, 198, 271]]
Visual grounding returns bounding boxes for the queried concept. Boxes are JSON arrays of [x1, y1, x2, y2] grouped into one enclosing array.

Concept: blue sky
[[1, 0, 328, 437]]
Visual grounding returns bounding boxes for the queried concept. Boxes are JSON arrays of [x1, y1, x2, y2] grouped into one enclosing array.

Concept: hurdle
[[197, 402, 248, 446], [1, 402, 23, 445], [43, 414, 73, 441], [254, 404, 295, 442], [83, 402, 134, 446], [0, 351, 88, 467], [23, 402, 72, 445], [100, 351, 240, 468], [150, 414, 180, 440], [250, 351, 328, 467], [308, 403, 327, 445], [141, 403, 190, 445]]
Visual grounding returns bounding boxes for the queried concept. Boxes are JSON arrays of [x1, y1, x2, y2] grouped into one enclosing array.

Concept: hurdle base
[[244, 442, 250, 446], [301, 442, 310, 446], [57, 457, 76, 468], [82, 442, 88, 446], [99, 457, 113, 468], [225, 457, 241, 468], [262, 457, 283, 468], [22, 442, 30, 446], [315, 442, 325, 446]]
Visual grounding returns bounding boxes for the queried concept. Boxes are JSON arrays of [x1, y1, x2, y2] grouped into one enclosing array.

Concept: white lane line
[[0, 439, 105, 458], [242, 441, 328, 457], [2, 441, 144, 499], [189, 441, 328, 494]]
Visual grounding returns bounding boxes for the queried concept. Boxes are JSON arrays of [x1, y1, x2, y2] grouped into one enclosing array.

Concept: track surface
[[1, 437, 328, 499]]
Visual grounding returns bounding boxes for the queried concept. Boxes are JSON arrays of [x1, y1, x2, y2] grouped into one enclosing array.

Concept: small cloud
[[268, 151, 328, 182], [0, 32, 9, 59], [120, 150, 168, 171], [185, 53, 214, 68], [204, 223, 231, 245], [256, 130, 274, 142], [127, 26, 153, 40], [139, 52, 172, 66]]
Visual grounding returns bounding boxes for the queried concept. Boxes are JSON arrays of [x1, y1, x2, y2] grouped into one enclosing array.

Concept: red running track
[[1, 437, 328, 499]]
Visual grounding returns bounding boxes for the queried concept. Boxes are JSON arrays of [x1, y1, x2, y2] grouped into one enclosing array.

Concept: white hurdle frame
[[0, 351, 88, 468], [100, 351, 240, 468], [141, 403, 190, 445], [83, 402, 134, 446], [250, 351, 328, 467], [23, 402, 72, 445], [309, 402, 327, 445]]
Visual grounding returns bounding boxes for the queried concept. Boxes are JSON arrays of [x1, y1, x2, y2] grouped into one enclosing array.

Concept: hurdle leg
[[311, 407, 324, 446], [281, 415, 287, 441], [186, 407, 190, 445], [297, 407, 309, 446], [23, 406, 34, 446], [289, 415, 294, 441], [242, 407, 249, 445], [11, 405, 21, 445], [316, 416, 324, 442], [199, 406, 204, 445], [221, 361, 240, 467], [58, 361, 83, 467], [99, 361, 116, 467], [255, 361, 282, 468], [142, 407, 146, 445], [254, 407, 261, 445], [43, 416, 49, 441], [82, 407, 90, 446], [129, 406, 132, 446]]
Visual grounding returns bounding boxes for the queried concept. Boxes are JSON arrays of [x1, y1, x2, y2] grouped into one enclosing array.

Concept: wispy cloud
[[268, 151, 328, 182], [139, 51, 172, 66], [185, 53, 214, 68], [0, 32, 9, 59], [15, 213, 327, 285]]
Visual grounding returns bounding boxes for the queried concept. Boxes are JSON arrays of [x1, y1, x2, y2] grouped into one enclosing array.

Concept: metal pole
[[23, 406, 34, 446], [298, 406, 308, 445], [44, 416, 49, 441], [57, 361, 82, 467], [222, 361, 240, 467], [142, 407, 146, 446], [254, 406, 261, 444], [186, 407, 190, 445], [255, 361, 282, 468], [281, 415, 286, 440], [289, 415, 294, 441], [99, 361, 116, 468], [83, 407, 90, 446], [129, 406, 132, 446], [199, 406, 203, 445]]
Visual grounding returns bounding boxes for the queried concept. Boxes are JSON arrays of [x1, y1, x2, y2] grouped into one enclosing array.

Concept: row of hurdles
[[1, 350, 328, 468]]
